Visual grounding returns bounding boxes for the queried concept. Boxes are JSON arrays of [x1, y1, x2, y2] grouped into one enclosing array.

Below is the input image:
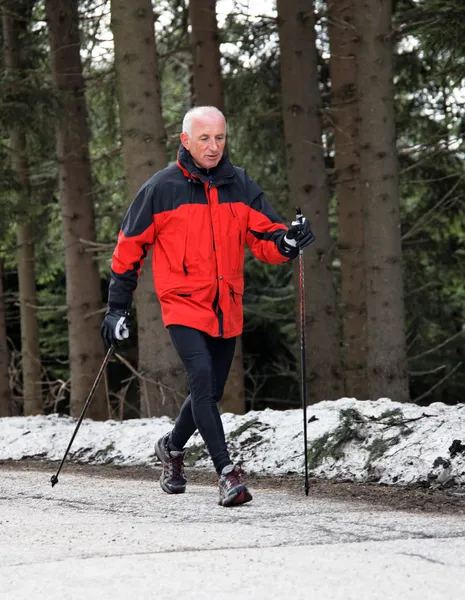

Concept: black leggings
[[168, 325, 236, 475]]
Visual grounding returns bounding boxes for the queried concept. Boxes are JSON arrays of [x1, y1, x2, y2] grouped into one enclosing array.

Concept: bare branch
[[409, 365, 447, 377], [114, 352, 185, 401], [402, 175, 464, 241], [412, 362, 463, 404], [408, 330, 464, 361]]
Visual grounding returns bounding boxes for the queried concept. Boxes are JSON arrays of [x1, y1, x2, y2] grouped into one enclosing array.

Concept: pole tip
[[50, 475, 58, 487]]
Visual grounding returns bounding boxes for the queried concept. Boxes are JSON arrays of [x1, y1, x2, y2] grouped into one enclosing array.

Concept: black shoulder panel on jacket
[[121, 164, 190, 237], [228, 167, 285, 226], [121, 179, 156, 238]]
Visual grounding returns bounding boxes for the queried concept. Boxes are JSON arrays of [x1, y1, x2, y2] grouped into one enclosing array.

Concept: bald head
[[182, 106, 226, 136], [180, 106, 226, 170]]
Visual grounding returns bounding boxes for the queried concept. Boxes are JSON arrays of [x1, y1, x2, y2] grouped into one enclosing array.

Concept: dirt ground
[[1, 458, 464, 516]]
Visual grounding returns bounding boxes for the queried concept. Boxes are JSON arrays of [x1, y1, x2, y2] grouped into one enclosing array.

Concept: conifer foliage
[[0, 0, 463, 416]]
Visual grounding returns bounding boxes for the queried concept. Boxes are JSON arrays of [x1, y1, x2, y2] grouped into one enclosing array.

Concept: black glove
[[282, 217, 315, 252], [101, 308, 131, 348]]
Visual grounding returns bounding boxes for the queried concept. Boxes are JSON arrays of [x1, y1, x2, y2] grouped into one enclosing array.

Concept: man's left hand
[[283, 217, 315, 251]]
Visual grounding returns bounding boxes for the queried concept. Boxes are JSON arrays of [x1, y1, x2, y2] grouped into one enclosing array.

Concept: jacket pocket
[[226, 277, 244, 300], [225, 279, 244, 335], [225, 226, 243, 274]]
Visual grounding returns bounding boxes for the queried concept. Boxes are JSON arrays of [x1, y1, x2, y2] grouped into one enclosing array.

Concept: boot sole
[[220, 486, 253, 507], [160, 480, 186, 495]]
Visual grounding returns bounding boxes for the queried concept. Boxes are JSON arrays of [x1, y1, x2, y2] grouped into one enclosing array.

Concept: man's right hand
[[101, 308, 131, 348]]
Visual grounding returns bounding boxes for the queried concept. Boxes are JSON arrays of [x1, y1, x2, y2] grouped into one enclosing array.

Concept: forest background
[[0, 0, 464, 422]]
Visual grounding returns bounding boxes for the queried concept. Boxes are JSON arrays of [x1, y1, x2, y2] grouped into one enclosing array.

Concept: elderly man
[[101, 106, 314, 506]]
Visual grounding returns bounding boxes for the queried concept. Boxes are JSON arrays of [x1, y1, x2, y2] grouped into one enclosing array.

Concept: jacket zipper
[[207, 179, 223, 337], [182, 178, 195, 276], [208, 180, 216, 252]]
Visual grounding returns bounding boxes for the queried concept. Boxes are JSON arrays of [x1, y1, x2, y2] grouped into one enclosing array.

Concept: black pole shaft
[[50, 345, 114, 487], [296, 207, 309, 495]]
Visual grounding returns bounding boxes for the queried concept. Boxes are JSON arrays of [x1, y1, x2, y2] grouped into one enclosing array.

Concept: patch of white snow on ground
[[0, 398, 464, 486]]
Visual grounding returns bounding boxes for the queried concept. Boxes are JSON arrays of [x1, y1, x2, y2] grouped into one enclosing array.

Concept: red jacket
[[109, 147, 295, 338]]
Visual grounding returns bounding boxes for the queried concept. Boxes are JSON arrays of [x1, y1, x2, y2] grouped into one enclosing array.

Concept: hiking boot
[[155, 433, 187, 494], [218, 464, 252, 507]]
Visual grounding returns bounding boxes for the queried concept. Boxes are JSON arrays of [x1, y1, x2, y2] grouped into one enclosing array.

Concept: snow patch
[[0, 398, 464, 487]]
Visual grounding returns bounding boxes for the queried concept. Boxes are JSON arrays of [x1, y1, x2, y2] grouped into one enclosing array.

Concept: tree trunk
[[45, 0, 107, 419], [111, 0, 187, 418], [189, 0, 224, 109], [220, 347, 245, 415], [2, 2, 43, 415], [328, 0, 368, 398], [16, 220, 42, 415], [277, 0, 344, 402], [0, 259, 11, 417], [188, 0, 245, 414], [354, 0, 409, 401]]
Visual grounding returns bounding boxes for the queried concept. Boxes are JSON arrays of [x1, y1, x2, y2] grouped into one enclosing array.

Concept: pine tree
[[327, 0, 368, 398], [45, 0, 107, 419], [188, 0, 245, 414], [354, 0, 409, 400], [111, 0, 187, 417], [189, 0, 224, 109], [277, 0, 344, 402], [0, 258, 11, 416], [2, 0, 43, 415]]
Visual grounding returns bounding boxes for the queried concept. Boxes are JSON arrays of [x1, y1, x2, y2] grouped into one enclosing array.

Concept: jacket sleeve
[[243, 171, 298, 263], [108, 181, 156, 310]]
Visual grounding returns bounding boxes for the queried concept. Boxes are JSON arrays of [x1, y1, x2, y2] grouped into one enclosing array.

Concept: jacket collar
[[177, 145, 236, 186]]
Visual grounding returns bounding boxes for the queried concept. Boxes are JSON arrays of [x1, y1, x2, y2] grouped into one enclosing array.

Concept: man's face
[[180, 112, 226, 170]]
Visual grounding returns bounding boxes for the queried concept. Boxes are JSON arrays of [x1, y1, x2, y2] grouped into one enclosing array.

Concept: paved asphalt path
[[0, 467, 464, 599]]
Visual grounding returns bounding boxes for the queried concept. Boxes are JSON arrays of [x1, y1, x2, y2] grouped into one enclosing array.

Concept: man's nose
[[208, 139, 219, 151]]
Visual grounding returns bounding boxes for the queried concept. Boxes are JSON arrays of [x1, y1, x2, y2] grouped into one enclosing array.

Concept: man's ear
[[180, 132, 190, 150]]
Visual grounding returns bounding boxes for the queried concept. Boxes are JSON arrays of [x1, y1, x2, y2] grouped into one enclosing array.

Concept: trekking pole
[[295, 207, 309, 496], [50, 345, 114, 487]]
